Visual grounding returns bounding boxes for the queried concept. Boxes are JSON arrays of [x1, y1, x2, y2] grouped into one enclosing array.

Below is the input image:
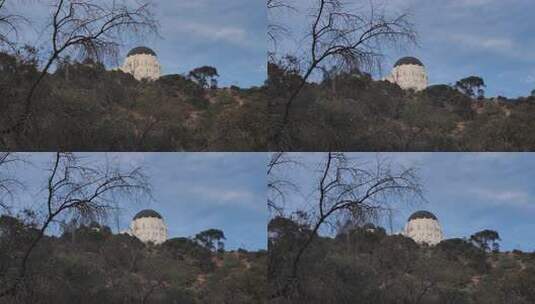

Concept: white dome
[[130, 209, 168, 244], [120, 46, 161, 81], [403, 210, 443, 245], [386, 57, 428, 91]]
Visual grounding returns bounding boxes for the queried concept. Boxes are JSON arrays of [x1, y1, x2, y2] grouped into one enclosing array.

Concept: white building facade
[[403, 210, 443, 246], [129, 209, 168, 244], [386, 57, 428, 91], [121, 46, 161, 81]]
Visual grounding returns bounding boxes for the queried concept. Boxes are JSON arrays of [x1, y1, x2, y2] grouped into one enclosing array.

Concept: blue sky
[[6, 1, 266, 87], [275, 153, 535, 252], [272, 0, 535, 97], [3, 153, 267, 250]]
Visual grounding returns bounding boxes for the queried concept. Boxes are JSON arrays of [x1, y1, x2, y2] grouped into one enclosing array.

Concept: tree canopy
[[455, 76, 486, 99], [266, 64, 535, 151], [0, 216, 266, 303], [0, 53, 267, 150], [269, 216, 535, 304]]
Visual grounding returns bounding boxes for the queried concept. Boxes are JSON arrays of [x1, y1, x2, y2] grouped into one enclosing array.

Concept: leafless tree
[[272, 152, 424, 298], [0, 0, 13, 45], [273, 0, 417, 146], [0, 152, 151, 298], [268, 152, 302, 217], [0, 152, 24, 211], [268, 0, 294, 56], [267, 0, 293, 12], [0, 0, 25, 49], [0, 0, 158, 145]]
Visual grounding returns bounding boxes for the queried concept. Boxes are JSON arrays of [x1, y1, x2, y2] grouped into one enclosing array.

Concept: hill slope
[[0, 216, 266, 303], [269, 217, 535, 304], [0, 53, 267, 151], [267, 63, 535, 151]]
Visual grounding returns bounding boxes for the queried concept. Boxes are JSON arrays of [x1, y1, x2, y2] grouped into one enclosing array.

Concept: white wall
[[386, 64, 428, 91], [130, 217, 168, 244], [121, 54, 161, 81], [403, 218, 443, 245]]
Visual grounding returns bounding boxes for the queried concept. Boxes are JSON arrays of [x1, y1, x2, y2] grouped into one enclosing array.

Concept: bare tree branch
[[0, 0, 158, 144], [0, 152, 24, 212], [272, 0, 417, 147], [268, 0, 295, 56], [0, 152, 151, 298], [0, 0, 26, 50], [268, 152, 303, 217], [271, 152, 424, 298]]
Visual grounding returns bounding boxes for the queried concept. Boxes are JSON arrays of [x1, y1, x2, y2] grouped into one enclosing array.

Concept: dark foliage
[[0, 53, 267, 151], [267, 63, 535, 151], [0, 216, 266, 303], [269, 216, 535, 304]]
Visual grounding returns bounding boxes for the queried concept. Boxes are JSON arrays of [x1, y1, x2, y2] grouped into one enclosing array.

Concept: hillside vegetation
[[0, 52, 267, 151], [268, 217, 535, 304], [268, 63, 535, 151], [0, 216, 266, 304]]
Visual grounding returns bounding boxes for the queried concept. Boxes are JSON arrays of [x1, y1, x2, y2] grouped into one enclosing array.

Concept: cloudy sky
[[4, 153, 267, 250], [275, 153, 535, 252], [7, 0, 266, 87], [272, 0, 535, 97]]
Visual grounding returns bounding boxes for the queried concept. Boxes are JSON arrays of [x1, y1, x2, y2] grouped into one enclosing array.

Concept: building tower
[[121, 46, 161, 81], [385, 56, 428, 91], [129, 209, 168, 244], [403, 210, 443, 245]]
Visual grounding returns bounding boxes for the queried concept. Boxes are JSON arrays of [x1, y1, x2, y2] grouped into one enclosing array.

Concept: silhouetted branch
[[268, 0, 295, 54], [0, 0, 158, 144], [0, 152, 151, 298], [268, 152, 302, 217], [273, 0, 416, 148], [0, 0, 27, 50], [0, 152, 24, 211], [272, 152, 424, 298]]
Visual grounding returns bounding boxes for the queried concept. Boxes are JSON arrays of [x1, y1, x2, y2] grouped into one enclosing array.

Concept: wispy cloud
[[448, 33, 514, 52], [188, 185, 256, 204], [11, 0, 266, 87], [171, 21, 249, 47], [8, 153, 267, 250], [470, 188, 532, 207], [287, 153, 535, 250], [449, 0, 497, 7], [282, 0, 535, 97]]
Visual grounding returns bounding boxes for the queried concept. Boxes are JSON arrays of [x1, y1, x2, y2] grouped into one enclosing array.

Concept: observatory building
[[403, 210, 443, 246], [385, 56, 428, 91], [128, 209, 168, 244], [121, 46, 161, 81]]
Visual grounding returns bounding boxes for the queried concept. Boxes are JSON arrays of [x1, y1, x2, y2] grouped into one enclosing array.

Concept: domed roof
[[133, 209, 162, 220], [408, 210, 437, 221], [394, 56, 424, 67], [127, 46, 157, 57]]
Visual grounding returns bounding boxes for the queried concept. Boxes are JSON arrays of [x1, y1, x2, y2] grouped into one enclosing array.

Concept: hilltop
[[267, 63, 535, 151], [268, 216, 535, 304], [0, 52, 267, 151], [0, 215, 266, 304]]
